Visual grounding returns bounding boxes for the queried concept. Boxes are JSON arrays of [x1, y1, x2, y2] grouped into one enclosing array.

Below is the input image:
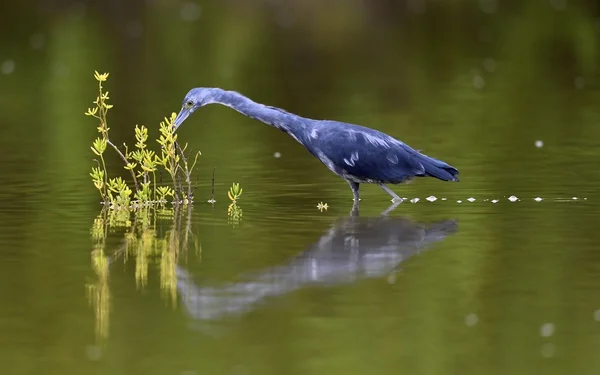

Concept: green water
[[1, 1, 600, 374]]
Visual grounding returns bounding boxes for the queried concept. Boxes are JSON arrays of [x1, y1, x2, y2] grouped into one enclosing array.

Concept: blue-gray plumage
[[173, 88, 459, 203]]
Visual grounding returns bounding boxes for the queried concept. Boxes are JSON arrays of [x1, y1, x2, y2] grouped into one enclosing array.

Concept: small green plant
[[227, 182, 243, 202], [227, 182, 243, 225], [86, 71, 200, 209]]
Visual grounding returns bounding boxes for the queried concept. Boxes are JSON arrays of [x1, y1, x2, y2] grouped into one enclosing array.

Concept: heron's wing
[[309, 122, 426, 182]]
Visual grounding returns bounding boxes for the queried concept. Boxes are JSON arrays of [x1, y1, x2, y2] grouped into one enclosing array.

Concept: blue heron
[[173, 88, 459, 203]]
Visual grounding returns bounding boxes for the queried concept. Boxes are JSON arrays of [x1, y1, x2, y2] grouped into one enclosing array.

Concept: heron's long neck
[[209, 89, 306, 134]]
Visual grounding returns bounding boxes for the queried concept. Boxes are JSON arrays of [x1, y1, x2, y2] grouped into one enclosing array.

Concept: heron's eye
[[185, 100, 194, 108]]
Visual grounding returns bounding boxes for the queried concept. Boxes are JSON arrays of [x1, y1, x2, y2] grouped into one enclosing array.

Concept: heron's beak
[[173, 108, 191, 132]]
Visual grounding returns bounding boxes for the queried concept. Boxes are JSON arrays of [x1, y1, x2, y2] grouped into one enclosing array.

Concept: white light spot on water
[[406, 0, 426, 14], [273, 152, 281, 158], [467, 197, 476, 202], [541, 343, 556, 358], [426, 196, 437, 202], [572, 197, 578, 200], [180, 2, 202, 22], [1, 60, 15, 75], [30, 33, 45, 50], [534, 197, 543, 202], [465, 313, 479, 326], [491, 199, 499, 203], [473, 74, 485, 89], [410, 198, 420, 204], [574, 76, 585, 89], [478, 0, 497, 14], [483, 58, 496, 72], [457, 200, 462, 203], [540, 322, 555, 337], [593, 309, 600, 321], [535, 140, 544, 148], [441, 198, 447, 201], [550, 0, 566, 10], [508, 195, 518, 202]]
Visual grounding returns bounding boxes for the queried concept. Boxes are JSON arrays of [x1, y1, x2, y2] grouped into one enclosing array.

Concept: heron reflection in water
[[176, 211, 458, 322]]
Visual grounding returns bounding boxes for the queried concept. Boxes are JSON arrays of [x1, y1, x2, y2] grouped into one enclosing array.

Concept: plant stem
[[175, 141, 193, 201], [106, 139, 139, 191]]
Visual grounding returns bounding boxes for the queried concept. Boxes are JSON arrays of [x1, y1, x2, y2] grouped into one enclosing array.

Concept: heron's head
[[173, 88, 216, 131]]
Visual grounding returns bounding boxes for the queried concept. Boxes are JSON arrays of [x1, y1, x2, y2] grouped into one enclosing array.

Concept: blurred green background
[[1, 1, 600, 374]]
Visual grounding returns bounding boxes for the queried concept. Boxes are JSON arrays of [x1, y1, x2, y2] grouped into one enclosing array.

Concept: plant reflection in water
[[86, 204, 200, 344]]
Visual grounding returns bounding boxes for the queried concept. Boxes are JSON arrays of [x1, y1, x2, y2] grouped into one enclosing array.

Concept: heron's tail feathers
[[418, 155, 459, 182]]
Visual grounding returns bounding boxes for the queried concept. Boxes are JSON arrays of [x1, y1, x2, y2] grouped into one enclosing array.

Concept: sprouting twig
[[106, 139, 139, 191], [175, 141, 193, 201], [210, 167, 216, 204]]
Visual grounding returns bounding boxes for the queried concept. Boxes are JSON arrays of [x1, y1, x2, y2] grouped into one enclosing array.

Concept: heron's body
[[173, 88, 459, 202]]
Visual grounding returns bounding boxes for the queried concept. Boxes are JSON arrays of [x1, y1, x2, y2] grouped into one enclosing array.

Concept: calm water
[[2, 1, 600, 374]]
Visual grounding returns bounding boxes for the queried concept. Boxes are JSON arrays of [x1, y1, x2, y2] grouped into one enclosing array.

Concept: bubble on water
[[534, 197, 543, 202], [465, 313, 479, 327], [467, 197, 475, 202], [483, 57, 496, 72], [572, 197, 578, 200], [273, 152, 281, 158], [535, 140, 544, 148], [541, 343, 556, 358], [508, 195, 518, 202], [491, 199, 499, 203], [550, 0, 566, 10], [574, 76, 585, 89], [473, 74, 485, 89], [457, 200, 462, 203], [180, 2, 202, 22], [1, 60, 15, 75], [410, 198, 420, 203], [30, 33, 45, 50], [426, 195, 437, 202], [478, 0, 497, 14], [540, 322, 555, 337], [441, 198, 447, 201], [594, 309, 600, 321]]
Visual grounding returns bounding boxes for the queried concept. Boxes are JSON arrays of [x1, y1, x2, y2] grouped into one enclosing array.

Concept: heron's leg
[[347, 180, 360, 202], [380, 200, 401, 216], [350, 200, 360, 217], [378, 183, 403, 203]]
